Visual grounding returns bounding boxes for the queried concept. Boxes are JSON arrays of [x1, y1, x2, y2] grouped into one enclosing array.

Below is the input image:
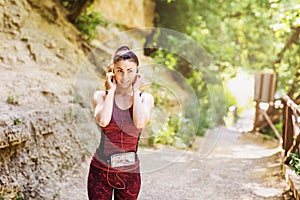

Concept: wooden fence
[[282, 95, 300, 200], [282, 95, 300, 163]]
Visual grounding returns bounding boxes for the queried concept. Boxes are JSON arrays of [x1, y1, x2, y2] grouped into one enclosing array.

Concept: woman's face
[[113, 59, 138, 88]]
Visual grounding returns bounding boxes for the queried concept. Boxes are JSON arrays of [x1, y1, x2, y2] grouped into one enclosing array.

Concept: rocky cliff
[[93, 0, 155, 29], [0, 0, 157, 199], [0, 0, 93, 199]]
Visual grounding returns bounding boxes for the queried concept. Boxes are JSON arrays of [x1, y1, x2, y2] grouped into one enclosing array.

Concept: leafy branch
[[273, 26, 300, 67], [289, 152, 300, 175]]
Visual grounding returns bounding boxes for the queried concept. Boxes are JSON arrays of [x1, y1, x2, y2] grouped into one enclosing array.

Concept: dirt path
[[138, 110, 291, 200], [59, 110, 293, 200], [138, 131, 287, 200]]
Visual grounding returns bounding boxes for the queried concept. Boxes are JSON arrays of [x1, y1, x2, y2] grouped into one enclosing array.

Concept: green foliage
[[149, 82, 181, 146], [148, 82, 197, 148], [6, 95, 19, 105], [52, 188, 61, 200], [153, 0, 300, 103], [152, 113, 181, 145], [72, 96, 82, 104], [61, 0, 105, 40], [151, 113, 196, 149], [148, 0, 300, 149], [290, 152, 300, 175], [224, 87, 238, 109], [75, 10, 103, 40], [61, 162, 71, 170], [149, 48, 226, 135], [223, 88, 238, 127], [20, 36, 28, 42], [150, 82, 171, 108], [270, 3, 300, 100], [13, 117, 21, 125], [16, 192, 25, 200], [176, 118, 197, 147], [261, 115, 283, 139]]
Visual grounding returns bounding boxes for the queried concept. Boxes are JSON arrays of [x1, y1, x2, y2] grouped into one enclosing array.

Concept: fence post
[[253, 72, 277, 131], [282, 100, 287, 151], [283, 98, 295, 157]]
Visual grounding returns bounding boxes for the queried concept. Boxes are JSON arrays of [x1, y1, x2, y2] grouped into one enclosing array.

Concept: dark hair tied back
[[113, 46, 139, 66]]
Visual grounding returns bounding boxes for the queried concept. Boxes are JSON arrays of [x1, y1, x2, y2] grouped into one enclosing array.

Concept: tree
[[147, 0, 300, 138], [60, 0, 93, 22], [152, 0, 300, 101]]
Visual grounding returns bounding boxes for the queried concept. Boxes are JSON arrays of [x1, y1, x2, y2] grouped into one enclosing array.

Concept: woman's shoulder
[[141, 92, 153, 98], [93, 90, 107, 99], [140, 92, 154, 104]]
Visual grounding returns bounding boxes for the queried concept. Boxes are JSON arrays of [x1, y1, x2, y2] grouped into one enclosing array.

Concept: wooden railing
[[282, 96, 300, 199], [282, 95, 300, 164]]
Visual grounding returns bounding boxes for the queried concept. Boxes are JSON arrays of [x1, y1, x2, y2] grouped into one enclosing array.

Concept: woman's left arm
[[132, 91, 154, 129]]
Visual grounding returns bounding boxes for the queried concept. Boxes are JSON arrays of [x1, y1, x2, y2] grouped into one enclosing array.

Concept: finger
[[106, 72, 114, 76], [106, 72, 114, 80]]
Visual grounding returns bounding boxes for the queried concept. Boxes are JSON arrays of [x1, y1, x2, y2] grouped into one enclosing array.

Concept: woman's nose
[[122, 72, 128, 79]]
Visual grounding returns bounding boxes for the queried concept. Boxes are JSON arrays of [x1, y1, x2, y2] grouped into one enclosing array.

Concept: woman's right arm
[[93, 72, 116, 127], [93, 89, 115, 127]]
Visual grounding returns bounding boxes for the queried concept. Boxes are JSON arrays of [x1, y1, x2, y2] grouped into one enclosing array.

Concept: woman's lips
[[120, 81, 130, 84]]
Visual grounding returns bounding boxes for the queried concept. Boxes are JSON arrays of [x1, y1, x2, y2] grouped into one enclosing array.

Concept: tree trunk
[[59, 0, 90, 22], [68, 0, 89, 22]]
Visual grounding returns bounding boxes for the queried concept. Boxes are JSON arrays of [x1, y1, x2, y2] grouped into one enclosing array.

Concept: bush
[[75, 10, 104, 40], [290, 152, 300, 175]]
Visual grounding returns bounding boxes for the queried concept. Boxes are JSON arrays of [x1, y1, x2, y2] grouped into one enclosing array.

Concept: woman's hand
[[106, 72, 116, 91], [132, 73, 143, 92]]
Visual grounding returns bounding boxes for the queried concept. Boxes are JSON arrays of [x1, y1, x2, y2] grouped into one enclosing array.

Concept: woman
[[88, 46, 154, 200]]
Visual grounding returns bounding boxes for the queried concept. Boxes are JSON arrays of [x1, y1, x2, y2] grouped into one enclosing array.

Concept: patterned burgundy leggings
[[87, 157, 141, 200]]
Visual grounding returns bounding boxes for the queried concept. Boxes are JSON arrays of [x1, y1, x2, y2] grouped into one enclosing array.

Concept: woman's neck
[[115, 85, 133, 96]]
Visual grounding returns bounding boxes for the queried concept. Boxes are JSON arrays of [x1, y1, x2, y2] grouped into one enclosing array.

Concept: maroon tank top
[[96, 99, 142, 161]]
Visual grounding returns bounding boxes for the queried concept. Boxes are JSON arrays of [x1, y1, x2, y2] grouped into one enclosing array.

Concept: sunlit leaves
[[153, 0, 300, 118]]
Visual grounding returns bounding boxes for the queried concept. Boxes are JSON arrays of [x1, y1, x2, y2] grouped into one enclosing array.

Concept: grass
[[13, 117, 21, 125], [6, 95, 19, 105], [52, 188, 61, 200]]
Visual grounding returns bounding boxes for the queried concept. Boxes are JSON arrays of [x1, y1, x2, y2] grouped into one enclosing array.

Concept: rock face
[[0, 0, 159, 198], [93, 0, 155, 29], [91, 0, 156, 53], [0, 0, 102, 199]]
